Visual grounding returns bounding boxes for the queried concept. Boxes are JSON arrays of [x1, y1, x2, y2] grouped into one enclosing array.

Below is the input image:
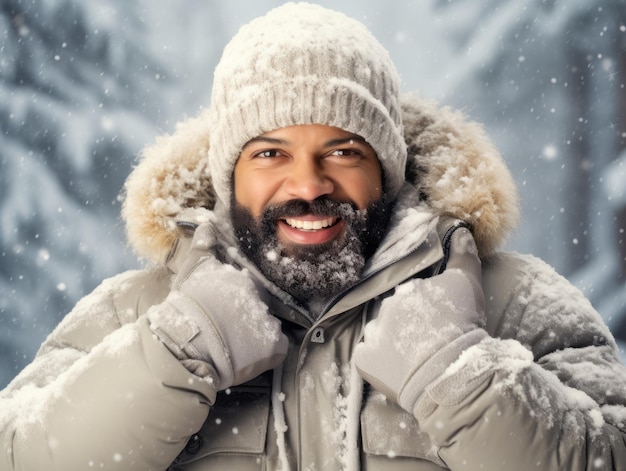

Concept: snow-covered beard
[[231, 196, 392, 305]]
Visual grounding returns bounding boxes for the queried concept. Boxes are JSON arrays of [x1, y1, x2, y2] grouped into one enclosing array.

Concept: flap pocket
[[174, 380, 271, 466], [361, 390, 444, 466]]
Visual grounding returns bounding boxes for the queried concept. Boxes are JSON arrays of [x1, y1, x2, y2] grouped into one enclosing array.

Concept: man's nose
[[283, 157, 334, 201]]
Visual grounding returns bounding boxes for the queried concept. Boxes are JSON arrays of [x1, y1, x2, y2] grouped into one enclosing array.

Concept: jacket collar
[[363, 183, 438, 277], [167, 186, 443, 326]]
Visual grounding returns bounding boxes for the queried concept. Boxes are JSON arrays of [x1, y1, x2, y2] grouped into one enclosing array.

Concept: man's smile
[[277, 215, 344, 245], [284, 216, 338, 231]]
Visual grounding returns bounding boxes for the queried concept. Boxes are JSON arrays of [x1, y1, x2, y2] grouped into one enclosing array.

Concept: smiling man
[[3, 3, 626, 471]]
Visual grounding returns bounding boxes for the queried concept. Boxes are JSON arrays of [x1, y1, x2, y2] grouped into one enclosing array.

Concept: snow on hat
[[208, 2, 406, 207]]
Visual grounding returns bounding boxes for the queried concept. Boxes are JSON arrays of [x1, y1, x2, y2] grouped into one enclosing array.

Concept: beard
[[230, 196, 392, 305]]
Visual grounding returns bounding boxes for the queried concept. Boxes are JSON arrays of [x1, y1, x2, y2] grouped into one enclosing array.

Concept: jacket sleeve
[[412, 252, 626, 470], [0, 270, 216, 471]]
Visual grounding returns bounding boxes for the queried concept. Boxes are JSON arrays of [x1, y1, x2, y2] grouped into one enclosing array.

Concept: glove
[[353, 227, 487, 414], [148, 221, 288, 390]]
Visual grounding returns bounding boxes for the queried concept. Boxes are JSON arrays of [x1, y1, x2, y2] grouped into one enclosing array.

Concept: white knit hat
[[208, 2, 406, 207]]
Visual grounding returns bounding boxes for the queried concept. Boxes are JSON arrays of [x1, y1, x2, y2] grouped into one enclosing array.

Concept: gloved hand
[[353, 227, 488, 415], [148, 220, 288, 390]]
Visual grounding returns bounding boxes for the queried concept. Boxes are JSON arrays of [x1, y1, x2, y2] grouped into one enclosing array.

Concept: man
[[2, 3, 626, 470]]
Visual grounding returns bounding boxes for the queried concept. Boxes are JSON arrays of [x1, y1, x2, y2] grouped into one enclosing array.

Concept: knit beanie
[[208, 2, 406, 207]]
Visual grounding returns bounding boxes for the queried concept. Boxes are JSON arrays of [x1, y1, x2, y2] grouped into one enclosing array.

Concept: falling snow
[[0, 5, 625, 470]]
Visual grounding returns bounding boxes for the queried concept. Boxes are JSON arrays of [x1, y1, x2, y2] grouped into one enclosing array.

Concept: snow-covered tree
[[430, 0, 626, 338], [0, 0, 223, 386]]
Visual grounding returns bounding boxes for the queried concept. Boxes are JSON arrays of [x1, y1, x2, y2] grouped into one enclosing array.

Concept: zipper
[[435, 220, 472, 275]]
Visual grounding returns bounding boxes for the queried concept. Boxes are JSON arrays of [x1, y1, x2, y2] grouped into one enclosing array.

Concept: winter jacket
[[2, 93, 626, 471]]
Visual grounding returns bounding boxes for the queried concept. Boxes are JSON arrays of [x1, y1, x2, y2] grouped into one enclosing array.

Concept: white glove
[[148, 221, 288, 390], [353, 227, 487, 414]]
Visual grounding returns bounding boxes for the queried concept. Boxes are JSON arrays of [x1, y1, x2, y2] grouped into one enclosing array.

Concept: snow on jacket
[[1, 93, 626, 470]]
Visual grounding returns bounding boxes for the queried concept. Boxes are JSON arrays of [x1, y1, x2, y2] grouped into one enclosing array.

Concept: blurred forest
[[1, 0, 625, 387]]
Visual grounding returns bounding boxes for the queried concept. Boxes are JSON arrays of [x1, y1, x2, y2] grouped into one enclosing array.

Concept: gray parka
[[1, 94, 626, 471]]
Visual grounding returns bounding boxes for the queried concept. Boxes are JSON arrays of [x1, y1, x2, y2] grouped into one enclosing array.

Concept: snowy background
[[1, 0, 625, 388]]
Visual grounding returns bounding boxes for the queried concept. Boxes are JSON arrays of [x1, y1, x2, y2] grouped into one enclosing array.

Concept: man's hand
[[148, 221, 288, 390], [353, 227, 487, 414]]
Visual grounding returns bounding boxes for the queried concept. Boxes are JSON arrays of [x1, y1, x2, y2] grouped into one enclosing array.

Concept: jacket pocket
[[171, 380, 271, 470], [361, 390, 446, 470]]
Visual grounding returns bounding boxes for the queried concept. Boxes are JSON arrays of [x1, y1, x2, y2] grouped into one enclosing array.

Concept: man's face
[[234, 124, 383, 247], [231, 124, 390, 304]]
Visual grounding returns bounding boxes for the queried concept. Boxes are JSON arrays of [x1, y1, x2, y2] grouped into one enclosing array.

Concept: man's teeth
[[285, 217, 335, 230]]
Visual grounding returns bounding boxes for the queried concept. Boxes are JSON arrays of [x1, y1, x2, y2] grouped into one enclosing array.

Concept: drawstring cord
[[344, 352, 364, 471], [272, 365, 290, 471], [343, 305, 369, 471]]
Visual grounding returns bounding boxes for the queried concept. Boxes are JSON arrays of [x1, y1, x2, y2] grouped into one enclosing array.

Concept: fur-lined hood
[[121, 93, 519, 265]]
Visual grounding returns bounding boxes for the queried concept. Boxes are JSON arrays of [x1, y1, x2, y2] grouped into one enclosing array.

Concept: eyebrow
[[324, 135, 367, 147], [242, 134, 368, 149], [242, 136, 288, 149]]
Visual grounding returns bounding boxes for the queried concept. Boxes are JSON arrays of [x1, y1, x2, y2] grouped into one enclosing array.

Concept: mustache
[[262, 197, 361, 221]]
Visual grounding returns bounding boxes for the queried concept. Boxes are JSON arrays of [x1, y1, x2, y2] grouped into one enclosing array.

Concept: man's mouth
[[277, 215, 344, 245], [284, 216, 337, 231]]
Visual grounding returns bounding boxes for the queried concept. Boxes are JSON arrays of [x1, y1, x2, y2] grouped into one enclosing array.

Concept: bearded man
[[2, 3, 626, 471]]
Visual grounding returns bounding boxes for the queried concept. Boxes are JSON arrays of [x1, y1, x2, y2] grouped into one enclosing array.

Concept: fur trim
[[121, 109, 214, 263], [401, 93, 519, 256], [122, 95, 519, 264]]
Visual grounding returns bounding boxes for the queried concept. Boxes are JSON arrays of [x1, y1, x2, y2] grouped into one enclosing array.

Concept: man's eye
[[331, 149, 360, 157], [254, 150, 282, 158]]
